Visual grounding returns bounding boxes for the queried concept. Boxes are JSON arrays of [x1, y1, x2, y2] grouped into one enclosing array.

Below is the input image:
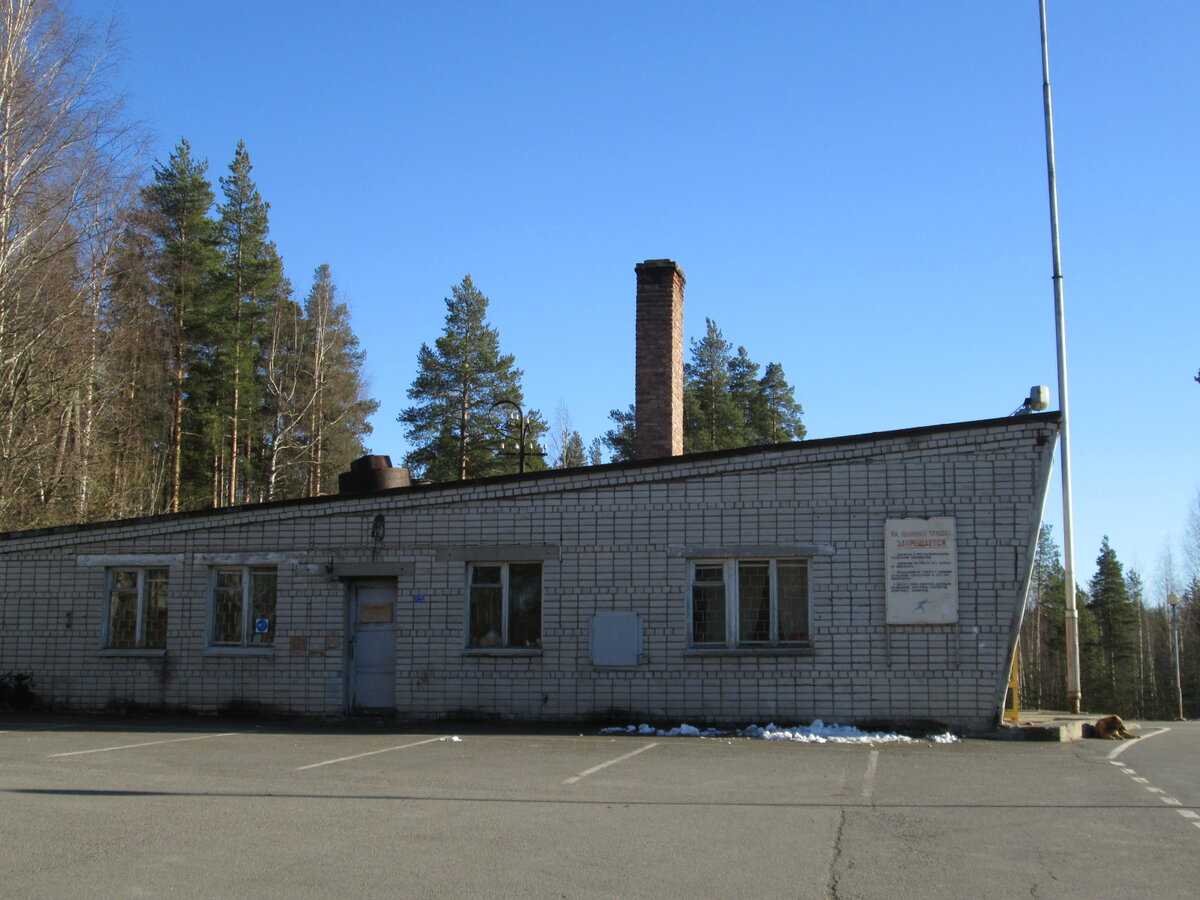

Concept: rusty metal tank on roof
[[337, 455, 411, 493]]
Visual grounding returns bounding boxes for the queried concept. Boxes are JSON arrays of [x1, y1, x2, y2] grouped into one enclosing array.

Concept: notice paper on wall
[[884, 517, 958, 625]]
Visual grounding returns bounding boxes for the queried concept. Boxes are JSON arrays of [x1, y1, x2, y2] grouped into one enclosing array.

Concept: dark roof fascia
[[0, 411, 1061, 542]]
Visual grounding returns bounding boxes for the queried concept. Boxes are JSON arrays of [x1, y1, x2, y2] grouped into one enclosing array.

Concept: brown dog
[[1093, 714, 1139, 740]]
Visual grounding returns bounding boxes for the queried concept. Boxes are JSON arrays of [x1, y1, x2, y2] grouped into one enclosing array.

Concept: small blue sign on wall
[[413, 594, 426, 603], [254, 618, 270, 633]]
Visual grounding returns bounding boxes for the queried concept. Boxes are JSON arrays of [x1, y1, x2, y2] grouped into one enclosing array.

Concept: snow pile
[[600, 723, 725, 738], [601, 720, 959, 744], [743, 721, 916, 743], [927, 731, 959, 744]]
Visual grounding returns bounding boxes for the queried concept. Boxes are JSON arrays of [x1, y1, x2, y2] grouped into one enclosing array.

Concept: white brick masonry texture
[[0, 415, 1058, 732]]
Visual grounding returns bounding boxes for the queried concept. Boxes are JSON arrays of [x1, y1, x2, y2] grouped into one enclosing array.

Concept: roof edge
[[0, 411, 1061, 542]]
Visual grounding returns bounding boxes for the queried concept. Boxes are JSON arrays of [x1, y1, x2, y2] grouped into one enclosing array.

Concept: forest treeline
[[1019, 526, 1200, 719], [396, 285, 809, 481], [2, 0, 808, 527], [0, 1, 374, 530], [601, 317, 806, 462]]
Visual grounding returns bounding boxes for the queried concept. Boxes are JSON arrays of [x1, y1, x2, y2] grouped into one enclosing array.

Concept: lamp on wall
[[1012, 385, 1050, 416]]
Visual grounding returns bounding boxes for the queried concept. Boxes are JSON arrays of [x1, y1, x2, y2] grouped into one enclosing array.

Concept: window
[[209, 566, 276, 647], [690, 559, 809, 649], [467, 562, 541, 649], [105, 567, 168, 649]]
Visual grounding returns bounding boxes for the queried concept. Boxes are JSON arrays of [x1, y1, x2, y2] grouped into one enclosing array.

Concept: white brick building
[[0, 413, 1057, 732], [0, 260, 1059, 731]]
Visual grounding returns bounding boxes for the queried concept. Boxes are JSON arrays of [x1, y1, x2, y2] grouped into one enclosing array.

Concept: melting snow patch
[[600, 723, 724, 738], [742, 721, 915, 743], [926, 732, 959, 743], [600, 720, 958, 744]]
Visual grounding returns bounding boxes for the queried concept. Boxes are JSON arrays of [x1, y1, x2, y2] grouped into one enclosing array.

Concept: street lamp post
[[1167, 592, 1184, 721], [1038, 0, 1082, 713], [490, 399, 542, 474]]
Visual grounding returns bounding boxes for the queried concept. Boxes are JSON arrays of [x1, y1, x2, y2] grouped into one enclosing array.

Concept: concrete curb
[[972, 722, 1082, 741], [977, 713, 1152, 742]]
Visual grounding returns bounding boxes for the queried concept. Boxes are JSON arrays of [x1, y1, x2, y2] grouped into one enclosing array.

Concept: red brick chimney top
[[634, 259, 685, 460]]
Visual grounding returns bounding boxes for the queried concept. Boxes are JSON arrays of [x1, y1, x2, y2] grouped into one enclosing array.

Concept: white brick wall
[[0, 414, 1058, 731]]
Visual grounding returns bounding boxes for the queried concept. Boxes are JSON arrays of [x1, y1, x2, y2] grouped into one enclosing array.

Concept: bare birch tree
[[0, 0, 141, 528], [260, 281, 310, 500], [549, 400, 585, 468]]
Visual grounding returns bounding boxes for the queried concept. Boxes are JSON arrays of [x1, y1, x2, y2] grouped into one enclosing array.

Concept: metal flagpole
[[1039, 0, 1081, 713]]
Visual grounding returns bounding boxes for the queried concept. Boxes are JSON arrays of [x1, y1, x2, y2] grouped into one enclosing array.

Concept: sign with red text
[[885, 517, 958, 624]]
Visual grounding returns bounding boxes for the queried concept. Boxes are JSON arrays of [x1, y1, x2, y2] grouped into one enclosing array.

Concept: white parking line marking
[[50, 732, 239, 757], [861, 750, 880, 800], [1106, 734, 1197, 834], [297, 737, 447, 770], [1106, 727, 1169, 760], [563, 742, 659, 784]]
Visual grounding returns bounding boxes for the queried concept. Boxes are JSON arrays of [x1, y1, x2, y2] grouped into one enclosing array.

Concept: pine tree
[[1125, 568, 1156, 718], [299, 265, 377, 495], [141, 139, 220, 512], [683, 319, 746, 453], [605, 322, 805, 460], [557, 431, 586, 468], [727, 346, 760, 435], [602, 404, 636, 463], [1076, 585, 1102, 709], [400, 276, 541, 482], [212, 141, 282, 504], [1019, 525, 1067, 710], [1085, 537, 1139, 713], [752, 362, 806, 443]]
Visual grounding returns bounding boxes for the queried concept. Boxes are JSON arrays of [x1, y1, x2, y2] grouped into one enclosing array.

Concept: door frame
[[345, 578, 398, 714]]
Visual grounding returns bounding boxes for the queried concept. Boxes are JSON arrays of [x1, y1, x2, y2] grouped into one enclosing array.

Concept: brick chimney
[[634, 259, 685, 459]]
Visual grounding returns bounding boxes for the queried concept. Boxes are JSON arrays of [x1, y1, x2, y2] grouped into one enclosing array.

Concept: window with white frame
[[209, 566, 277, 647], [690, 558, 810, 648], [105, 567, 169, 649], [467, 562, 541, 649]]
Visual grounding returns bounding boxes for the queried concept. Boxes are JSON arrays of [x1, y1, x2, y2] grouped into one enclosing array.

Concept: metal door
[[349, 581, 396, 712]]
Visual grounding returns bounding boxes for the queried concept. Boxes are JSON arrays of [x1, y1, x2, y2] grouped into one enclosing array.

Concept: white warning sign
[[885, 517, 958, 625]]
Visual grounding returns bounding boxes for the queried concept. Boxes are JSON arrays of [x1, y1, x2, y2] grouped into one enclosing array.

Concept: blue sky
[[74, 0, 1198, 594]]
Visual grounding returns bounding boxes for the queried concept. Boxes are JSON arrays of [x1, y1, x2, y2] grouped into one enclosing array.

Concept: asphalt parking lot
[[3, 716, 1198, 899]]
